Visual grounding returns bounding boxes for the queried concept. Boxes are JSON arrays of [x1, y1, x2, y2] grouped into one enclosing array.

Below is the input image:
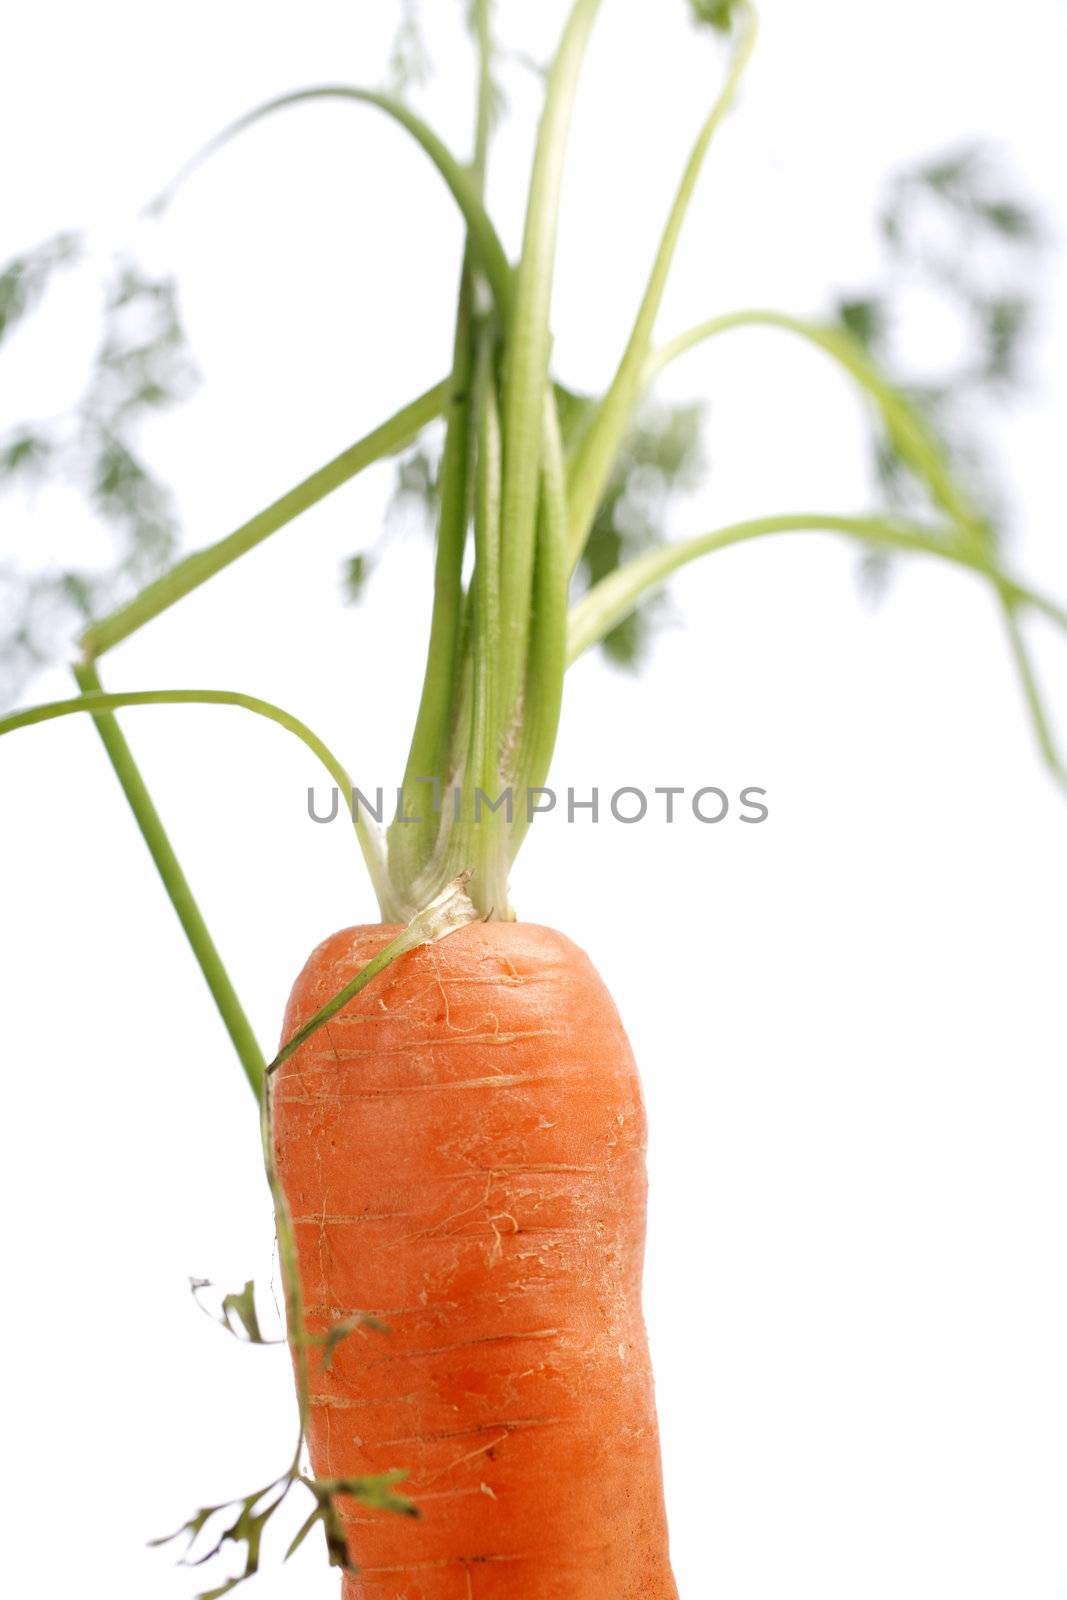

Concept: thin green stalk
[[566, 1, 758, 569], [80, 380, 447, 659], [509, 388, 569, 857], [0, 684, 393, 909], [496, 0, 603, 742], [1001, 601, 1067, 795], [71, 663, 266, 1099], [157, 86, 512, 316], [471, 0, 496, 192], [567, 512, 1067, 662], [260, 1077, 310, 1442], [3, 688, 351, 790], [388, 280, 477, 892], [454, 327, 506, 917], [647, 308, 984, 540], [267, 874, 478, 1075]]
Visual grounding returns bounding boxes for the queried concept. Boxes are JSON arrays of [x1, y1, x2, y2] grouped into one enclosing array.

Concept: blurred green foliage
[[687, 0, 746, 32], [572, 400, 706, 669], [832, 143, 1042, 591], [0, 243, 196, 702], [388, 0, 433, 92], [0, 230, 82, 343]]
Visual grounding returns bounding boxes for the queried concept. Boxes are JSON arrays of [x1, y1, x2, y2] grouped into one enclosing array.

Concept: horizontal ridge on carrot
[[275, 922, 676, 1598]]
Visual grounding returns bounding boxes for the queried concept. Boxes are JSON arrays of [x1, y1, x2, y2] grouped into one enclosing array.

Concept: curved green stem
[[496, 0, 603, 744], [3, 684, 353, 782], [80, 379, 447, 659], [566, 1, 758, 568], [4, 683, 395, 924], [567, 512, 1067, 662], [641, 307, 1066, 789], [156, 87, 512, 315], [647, 308, 984, 539], [68, 663, 267, 1099]]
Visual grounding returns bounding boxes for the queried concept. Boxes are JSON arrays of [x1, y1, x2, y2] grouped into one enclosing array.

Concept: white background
[[2, 2, 1066, 1596]]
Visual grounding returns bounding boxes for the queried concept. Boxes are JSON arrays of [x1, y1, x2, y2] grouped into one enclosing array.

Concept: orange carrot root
[[275, 922, 677, 1599]]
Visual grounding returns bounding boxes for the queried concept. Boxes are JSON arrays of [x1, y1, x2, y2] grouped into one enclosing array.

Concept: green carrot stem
[[471, 0, 496, 192], [1001, 601, 1067, 795], [509, 388, 569, 857], [72, 663, 266, 1099], [268, 875, 479, 1076], [0, 684, 394, 909], [3, 687, 352, 788], [638, 304, 1067, 796], [457, 325, 507, 917], [157, 86, 512, 315], [80, 381, 447, 659], [495, 0, 603, 744], [388, 278, 477, 894], [566, 512, 1067, 661], [259, 1075, 310, 1437], [646, 307, 984, 539], [565, 1, 758, 569]]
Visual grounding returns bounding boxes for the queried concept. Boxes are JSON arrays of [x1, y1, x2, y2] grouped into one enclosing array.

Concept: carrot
[[8, 1, 1067, 1595], [274, 921, 677, 1599]]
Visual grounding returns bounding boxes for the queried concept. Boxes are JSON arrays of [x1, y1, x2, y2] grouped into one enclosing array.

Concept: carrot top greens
[[2, 0, 1066, 1092]]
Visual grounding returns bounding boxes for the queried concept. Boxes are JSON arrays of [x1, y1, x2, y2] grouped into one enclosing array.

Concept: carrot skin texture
[[274, 922, 678, 1599]]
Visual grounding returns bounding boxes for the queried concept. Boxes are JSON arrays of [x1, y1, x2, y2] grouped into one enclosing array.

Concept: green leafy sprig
[[154, 1292, 413, 1600], [152, 1466, 416, 1600]]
